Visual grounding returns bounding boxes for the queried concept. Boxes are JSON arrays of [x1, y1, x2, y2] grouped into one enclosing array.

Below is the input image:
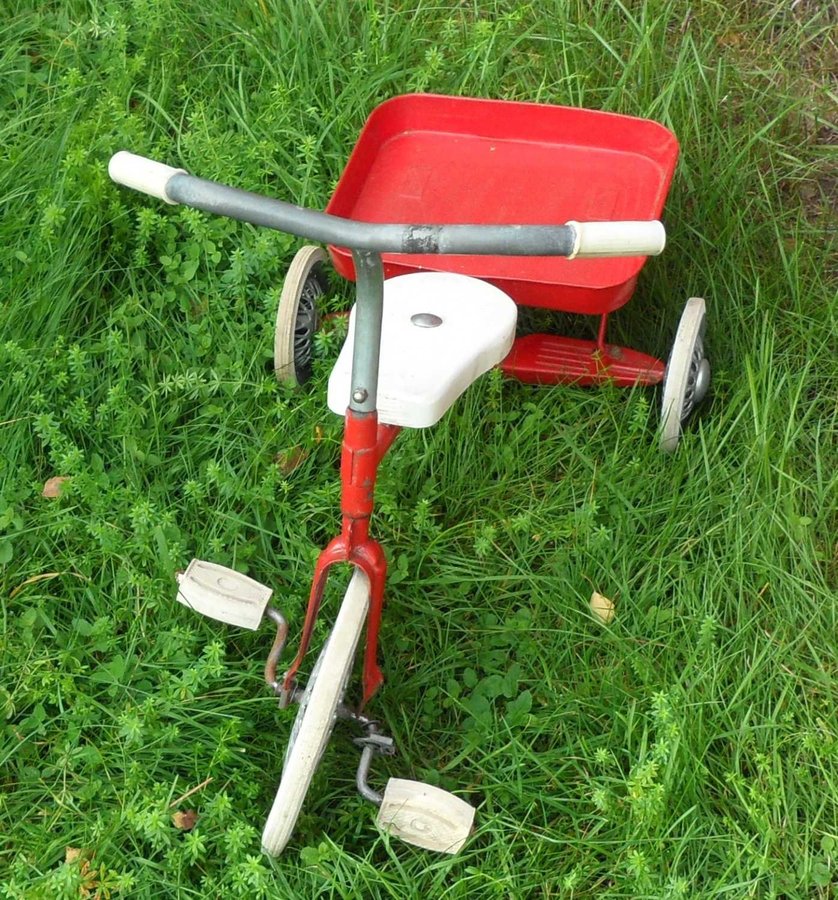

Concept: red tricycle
[[109, 92, 709, 859]]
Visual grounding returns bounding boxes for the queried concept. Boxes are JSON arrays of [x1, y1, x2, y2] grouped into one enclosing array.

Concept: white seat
[[328, 272, 517, 428]]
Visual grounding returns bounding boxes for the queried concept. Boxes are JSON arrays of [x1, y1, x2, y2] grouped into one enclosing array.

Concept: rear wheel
[[660, 297, 710, 452], [261, 568, 370, 857], [275, 245, 328, 386]]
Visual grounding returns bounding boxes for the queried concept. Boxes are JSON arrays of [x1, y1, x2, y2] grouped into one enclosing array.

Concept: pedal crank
[[353, 724, 396, 804]]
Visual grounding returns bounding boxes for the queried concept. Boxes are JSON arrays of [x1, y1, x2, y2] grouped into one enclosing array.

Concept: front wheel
[[261, 568, 370, 857], [660, 297, 710, 453]]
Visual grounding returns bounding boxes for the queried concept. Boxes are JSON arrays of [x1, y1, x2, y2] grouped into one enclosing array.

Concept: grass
[[0, 0, 835, 896]]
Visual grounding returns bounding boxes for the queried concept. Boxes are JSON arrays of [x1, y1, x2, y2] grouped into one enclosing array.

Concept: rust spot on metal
[[403, 225, 441, 253]]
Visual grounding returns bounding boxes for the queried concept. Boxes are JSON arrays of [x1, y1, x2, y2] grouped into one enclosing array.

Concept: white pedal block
[[377, 778, 475, 854], [175, 559, 273, 630]]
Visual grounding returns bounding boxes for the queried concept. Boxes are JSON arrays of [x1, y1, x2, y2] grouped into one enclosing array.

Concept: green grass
[[1, 0, 835, 896]]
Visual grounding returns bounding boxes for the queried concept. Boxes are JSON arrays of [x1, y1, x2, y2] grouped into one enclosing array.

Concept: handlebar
[[108, 151, 666, 259]]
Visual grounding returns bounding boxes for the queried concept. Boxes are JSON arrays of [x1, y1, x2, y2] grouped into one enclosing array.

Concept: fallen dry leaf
[[717, 30, 743, 48], [172, 809, 199, 831], [276, 446, 309, 474], [590, 591, 616, 624], [42, 476, 70, 498], [64, 848, 99, 896]]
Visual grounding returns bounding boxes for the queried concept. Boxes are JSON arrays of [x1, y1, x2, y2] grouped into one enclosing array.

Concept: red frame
[[283, 96, 681, 700], [282, 410, 400, 707]]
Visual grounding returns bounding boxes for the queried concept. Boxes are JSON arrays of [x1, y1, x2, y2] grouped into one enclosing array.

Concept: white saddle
[[328, 272, 517, 428]]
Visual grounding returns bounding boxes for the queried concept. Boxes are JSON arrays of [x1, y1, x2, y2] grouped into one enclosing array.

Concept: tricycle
[[108, 93, 709, 857]]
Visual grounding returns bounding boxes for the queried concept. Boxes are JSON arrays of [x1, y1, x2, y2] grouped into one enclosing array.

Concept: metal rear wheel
[[660, 297, 710, 452], [275, 245, 328, 386]]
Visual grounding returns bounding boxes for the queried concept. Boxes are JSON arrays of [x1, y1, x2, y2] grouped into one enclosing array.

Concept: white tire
[[275, 245, 327, 386], [261, 568, 370, 856], [660, 297, 710, 453]]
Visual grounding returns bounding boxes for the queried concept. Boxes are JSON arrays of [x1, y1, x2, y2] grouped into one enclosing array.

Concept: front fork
[[278, 408, 400, 709]]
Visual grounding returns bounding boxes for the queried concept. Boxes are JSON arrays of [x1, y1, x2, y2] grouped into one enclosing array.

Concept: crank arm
[[353, 726, 396, 805]]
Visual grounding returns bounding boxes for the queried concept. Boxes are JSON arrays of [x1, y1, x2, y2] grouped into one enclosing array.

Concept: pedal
[[377, 778, 475, 854], [175, 559, 273, 630]]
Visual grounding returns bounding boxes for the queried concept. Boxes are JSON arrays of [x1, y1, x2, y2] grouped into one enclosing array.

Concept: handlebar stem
[[349, 250, 385, 414]]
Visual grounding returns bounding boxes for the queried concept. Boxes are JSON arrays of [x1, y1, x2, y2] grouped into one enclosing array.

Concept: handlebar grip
[[108, 151, 187, 205], [568, 220, 666, 258]]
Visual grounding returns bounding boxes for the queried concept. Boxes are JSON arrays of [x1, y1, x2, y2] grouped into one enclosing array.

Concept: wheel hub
[[293, 273, 323, 381], [680, 336, 710, 421]]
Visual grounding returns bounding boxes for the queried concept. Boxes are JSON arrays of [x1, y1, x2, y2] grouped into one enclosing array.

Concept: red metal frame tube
[[281, 410, 400, 706]]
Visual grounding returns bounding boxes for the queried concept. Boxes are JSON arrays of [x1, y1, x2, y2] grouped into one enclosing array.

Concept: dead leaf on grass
[[172, 809, 199, 831], [717, 30, 743, 48], [64, 848, 100, 896], [590, 591, 616, 624], [10, 570, 87, 599], [11, 572, 62, 598], [42, 476, 70, 498], [276, 446, 309, 474]]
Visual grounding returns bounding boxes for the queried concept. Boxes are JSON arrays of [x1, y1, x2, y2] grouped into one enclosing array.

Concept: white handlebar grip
[[567, 220, 666, 258], [108, 151, 187, 204]]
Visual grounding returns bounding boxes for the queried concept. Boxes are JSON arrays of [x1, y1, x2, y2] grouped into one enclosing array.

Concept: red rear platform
[[326, 93, 678, 314]]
